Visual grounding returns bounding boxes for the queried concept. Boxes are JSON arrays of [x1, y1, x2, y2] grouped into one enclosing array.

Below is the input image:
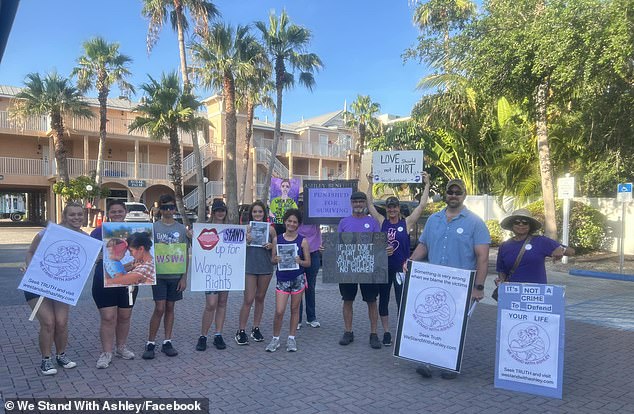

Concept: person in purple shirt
[[366, 172, 430, 347], [496, 209, 574, 284], [337, 191, 386, 349], [297, 194, 323, 329]]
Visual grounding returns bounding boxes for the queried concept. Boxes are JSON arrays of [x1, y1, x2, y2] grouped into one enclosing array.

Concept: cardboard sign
[[302, 180, 358, 224], [322, 232, 388, 283], [372, 150, 424, 183], [394, 261, 475, 372], [495, 283, 565, 399], [18, 223, 101, 306], [191, 223, 247, 291], [102, 222, 156, 287]]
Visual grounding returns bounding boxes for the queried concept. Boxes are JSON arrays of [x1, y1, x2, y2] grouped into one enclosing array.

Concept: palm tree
[[255, 9, 322, 202], [72, 36, 134, 187], [344, 95, 381, 179], [12, 72, 92, 184], [142, 0, 220, 220], [190, 23, 263, 223], [129, 72, 198, 220]]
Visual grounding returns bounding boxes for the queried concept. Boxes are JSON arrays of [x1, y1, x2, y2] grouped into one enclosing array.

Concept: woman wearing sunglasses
[[496, 209, 575, 286]]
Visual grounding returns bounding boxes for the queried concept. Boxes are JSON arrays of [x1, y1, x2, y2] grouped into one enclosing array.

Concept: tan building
[[0, 86, 358, 223]]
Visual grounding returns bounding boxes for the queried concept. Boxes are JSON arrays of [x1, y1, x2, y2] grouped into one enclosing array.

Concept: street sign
[[127, 180, 147, 188], [557, 176, 575, 199], [617, 183, 632, 202]]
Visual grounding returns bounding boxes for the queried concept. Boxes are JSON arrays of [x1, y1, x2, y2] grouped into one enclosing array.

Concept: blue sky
[[0, 0, 428, 123]]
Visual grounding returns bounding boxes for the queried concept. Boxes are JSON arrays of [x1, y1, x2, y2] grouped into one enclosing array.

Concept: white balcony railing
[[255, 147, 289, 178], [0, 156, 48, 176], [0, 110, 48, 133], [67, 158, 172, 181], [183, 142, 224, 178], [183, 180, 224, 209], [253, 136, 351, 158]]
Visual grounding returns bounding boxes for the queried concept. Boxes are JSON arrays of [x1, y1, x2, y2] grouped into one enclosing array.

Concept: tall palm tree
[[344, 95, 381, 179], [142, 0, 220, 219], [129, 72, 198, 220], [12, 72, 92, 184], [190, 23, 263, 223], [255, 9, 322, 202], [72, 36, 134, 187]]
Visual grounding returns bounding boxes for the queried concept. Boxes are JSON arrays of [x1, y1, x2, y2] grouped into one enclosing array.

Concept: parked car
[[124, 202, 150, 222], [373, 200, 429, 252]]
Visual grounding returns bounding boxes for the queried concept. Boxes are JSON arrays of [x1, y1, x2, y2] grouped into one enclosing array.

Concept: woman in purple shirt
[[366, 172, 430, 346]]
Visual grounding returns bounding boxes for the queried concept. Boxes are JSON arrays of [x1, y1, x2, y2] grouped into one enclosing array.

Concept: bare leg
[[52, 301, 70, 354], [380, 315, 389, 334], [29, 298, 54, 357], [253, 274, 272, 327], [289, 292, 302, 336], [200, 294, 217, 336], [238, 275, 257, 330], [98, 307, 117, 353], [214, 291, 228, 333], [343, 300, 354, 332], [115, 308, 133, 347], [148, 300, 165, 341], [273, 292, 290, 337], [367, 301, 378, 334], [163, 301, 176, 339]]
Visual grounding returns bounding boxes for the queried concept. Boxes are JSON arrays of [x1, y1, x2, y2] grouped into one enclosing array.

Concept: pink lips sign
[[197, 228, 219, 250]]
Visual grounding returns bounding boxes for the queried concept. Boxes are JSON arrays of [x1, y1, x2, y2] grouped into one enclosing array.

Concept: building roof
[[288, 110, 346, 128]]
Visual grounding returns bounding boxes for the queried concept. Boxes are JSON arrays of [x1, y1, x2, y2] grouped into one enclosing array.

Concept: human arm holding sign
[[405, 172, 431, 229], [365, 173, 385, 226]]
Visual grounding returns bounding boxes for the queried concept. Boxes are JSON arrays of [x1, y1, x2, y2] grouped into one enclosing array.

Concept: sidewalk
[[1, 235, 633, 412]]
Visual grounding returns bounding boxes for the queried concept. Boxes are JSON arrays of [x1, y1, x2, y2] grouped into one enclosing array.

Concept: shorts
[[24, 291, 40, 302], [276, 274, 306, 295], [339, 283, 379, 303], [93, 285, 139, 309], [152, 278, 183, 302], [204, 291, 219, 295]]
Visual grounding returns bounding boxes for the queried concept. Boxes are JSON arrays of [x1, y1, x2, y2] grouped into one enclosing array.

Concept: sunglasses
[[513, 219, 530, 225], [160, 205, 176, 211], [446, 190, 464, 196]]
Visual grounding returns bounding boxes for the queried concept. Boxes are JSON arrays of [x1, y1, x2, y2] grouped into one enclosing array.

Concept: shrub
[[524, 200, 606, 253], [486, 219, 504, 247]]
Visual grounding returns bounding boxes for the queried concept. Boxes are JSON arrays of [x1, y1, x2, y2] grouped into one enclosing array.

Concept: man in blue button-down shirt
[[408, 178, 490, 379]]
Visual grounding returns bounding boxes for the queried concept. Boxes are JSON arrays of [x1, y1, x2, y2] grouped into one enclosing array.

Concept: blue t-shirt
[[419, 207, 490, 270], [496, 235, 560, 284], [337, 215, 380, 233], [276, 233, 305, 282], [382, 218, 410, 273]]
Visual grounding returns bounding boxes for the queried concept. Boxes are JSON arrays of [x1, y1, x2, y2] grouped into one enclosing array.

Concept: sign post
[[557, 175, 575, 264], [617, 183, 632, 273]]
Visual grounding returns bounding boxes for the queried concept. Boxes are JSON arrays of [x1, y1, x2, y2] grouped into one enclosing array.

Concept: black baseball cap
[[385, 196, 400, 207], [350, 191, 367, 201], [211, 200, 227, 212]]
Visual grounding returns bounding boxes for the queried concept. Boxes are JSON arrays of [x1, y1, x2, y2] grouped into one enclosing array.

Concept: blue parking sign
[[617, 183, 632, 202]]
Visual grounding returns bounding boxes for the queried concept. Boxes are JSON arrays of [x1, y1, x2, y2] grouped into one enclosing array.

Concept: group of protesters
[[23, 172, 573, 378]]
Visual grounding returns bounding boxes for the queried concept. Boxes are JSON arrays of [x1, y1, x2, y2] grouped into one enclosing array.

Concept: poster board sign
[[302, 180, 358, 224], [191, 223, 247, 291], [322, 232, 388, 283], [495, 283, 565, 399], [277, 244, 299, 271], [270, 177, 300, 224], [102, 222, 156, 287], [394, 261, 475, 372], [249, 221, 270, 247], [18, 223, 101, 306], [372, 150, 424, 184]]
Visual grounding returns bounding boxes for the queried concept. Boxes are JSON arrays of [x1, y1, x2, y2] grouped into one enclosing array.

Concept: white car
[[124, 202, 151, 222]]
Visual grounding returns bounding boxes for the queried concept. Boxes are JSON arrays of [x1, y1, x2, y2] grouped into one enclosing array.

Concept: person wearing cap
[[336, 191, 383, 349], [408, 178, 490, 379], [196, 199, 230, 352], [496, 209, 574, 285], [366, 172, 430, 346]]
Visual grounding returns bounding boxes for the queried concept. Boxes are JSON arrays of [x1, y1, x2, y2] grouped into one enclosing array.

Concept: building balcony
[[254, 137, 351, 159]]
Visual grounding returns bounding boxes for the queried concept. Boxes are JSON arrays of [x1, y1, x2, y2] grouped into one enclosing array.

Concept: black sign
[[128, 180, 146, 188], [302, 179, 358, 224], [322, 232, 388, 284]]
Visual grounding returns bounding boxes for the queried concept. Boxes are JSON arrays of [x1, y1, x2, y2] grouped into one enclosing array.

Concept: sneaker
[[250, 327, 264, 342], [306, 320, 321, 328], [56, 353, 77, 369], [416, 364, 432, 378], [161, 341, 178, 357], [96, 352, 112, 369], [40, 358, 57, 376], [142, 342, 156, 360], [382, 332, 392, 346], [339, 331, 354, 346], [286, 337, 298, 352], [235, 330, 249, 345], [213, 334, 227, 350], [115, 345, 135, 360], [265, 337, 280, 352], [441, 371, 458, 380], [196, 336, 207, 351], [369, 333, 382, 349], [296, 323, 302, 330]]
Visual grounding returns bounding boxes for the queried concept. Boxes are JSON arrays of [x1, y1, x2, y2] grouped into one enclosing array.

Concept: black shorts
[[152, 278, 183, 302], [339, 283, 379, 303], [92, 270, 139, 309], [24, 291, 40, 302]]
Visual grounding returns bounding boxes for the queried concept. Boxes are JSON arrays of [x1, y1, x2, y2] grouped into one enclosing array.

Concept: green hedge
[[524, 200, 607, 253]]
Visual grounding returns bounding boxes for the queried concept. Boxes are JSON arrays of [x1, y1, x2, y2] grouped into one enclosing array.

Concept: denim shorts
[[276, 274, 306, 295]]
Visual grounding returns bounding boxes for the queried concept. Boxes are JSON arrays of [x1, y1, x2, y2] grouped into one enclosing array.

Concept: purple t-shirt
[[496, 235, 560, 284], [337, 215, 380, 233], [298, 224, 322, 253], [381, 218, 410, 273]]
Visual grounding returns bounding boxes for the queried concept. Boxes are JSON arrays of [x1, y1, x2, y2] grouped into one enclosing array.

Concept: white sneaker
[[96, 352, 112, 369], [115, 345, 135, 360], [286, 337, 298, 352], [296, 323, 302, 330], [265, 337, 280, 352], [306, 320, 321, 328]]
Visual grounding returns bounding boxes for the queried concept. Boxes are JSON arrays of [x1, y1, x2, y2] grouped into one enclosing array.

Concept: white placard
[[249, 221, 270, 247], [191, 223, 247, 291], [18, 223, 101, 305], [394, 261, 474, 372], [557, 176, 575, 199], [372, 150, 424, 183]]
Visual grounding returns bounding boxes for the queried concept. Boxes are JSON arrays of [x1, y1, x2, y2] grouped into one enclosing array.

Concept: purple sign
[[303, 180, 358, 224]]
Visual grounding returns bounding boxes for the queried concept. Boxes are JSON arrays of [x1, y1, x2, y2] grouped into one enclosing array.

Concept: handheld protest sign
[[321, 232, 388, 284], [277, 244, 299, 271], [191, 223, 247, 291], [495, 283, 565, 399], [394, 261, 475, 372], [249, 221, 270, 247], [270, 177, 300, 224], [102, 222, 156, 287], [19, 223, 101, 307], [302, 180, 358, 224], [372, 150, 423, 184]]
